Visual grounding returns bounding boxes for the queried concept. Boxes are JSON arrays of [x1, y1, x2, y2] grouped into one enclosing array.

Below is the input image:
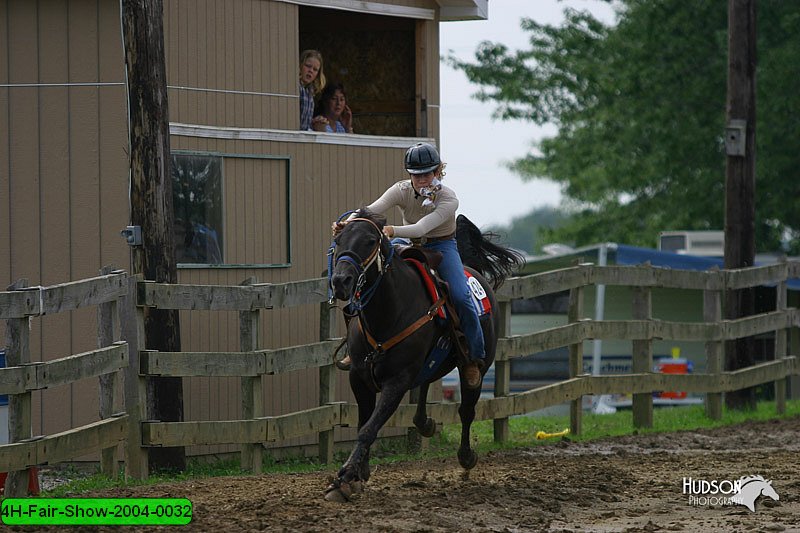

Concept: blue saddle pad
[[412, 335, 452, 388]]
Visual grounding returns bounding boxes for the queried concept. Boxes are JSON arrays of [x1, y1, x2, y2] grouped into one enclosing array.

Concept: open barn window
[[299, 7, 419, 137]]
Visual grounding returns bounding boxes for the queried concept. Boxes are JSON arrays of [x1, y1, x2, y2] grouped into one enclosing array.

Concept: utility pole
[[122, 0, 186, 469], [724, 0, 757, 410]]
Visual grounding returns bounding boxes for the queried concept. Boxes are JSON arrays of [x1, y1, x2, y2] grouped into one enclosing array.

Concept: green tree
[[449, 0, 800, 252]]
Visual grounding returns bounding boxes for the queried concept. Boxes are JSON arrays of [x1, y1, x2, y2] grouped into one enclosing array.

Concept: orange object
[[657, 358, 689, 399], [0, 467, 40, 495]]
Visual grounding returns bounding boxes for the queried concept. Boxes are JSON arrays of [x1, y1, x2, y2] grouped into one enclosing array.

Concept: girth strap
[[358, 296, 446, 354]]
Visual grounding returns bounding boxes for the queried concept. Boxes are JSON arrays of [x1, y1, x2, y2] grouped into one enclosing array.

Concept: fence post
[[704, 267, 723, 420], [318, 299, 337, 464], [4, 279, 33, 497], [239, 277, 263, 473], [122, 274, 148, 480], [632, 285, 653, 429], [774, 266, 788, 415], [568, 284, 584, 436], [493, 300, 512, 443], [98, 266, 124, 477]]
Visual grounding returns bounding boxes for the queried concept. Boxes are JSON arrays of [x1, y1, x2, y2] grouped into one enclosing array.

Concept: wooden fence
[[1, 261, 799, 486], [0, 269, 129, 496]]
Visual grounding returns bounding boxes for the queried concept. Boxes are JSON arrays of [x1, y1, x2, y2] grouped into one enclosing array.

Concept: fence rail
[[2, 261, 798, 487], [1, 271, 127, 496]]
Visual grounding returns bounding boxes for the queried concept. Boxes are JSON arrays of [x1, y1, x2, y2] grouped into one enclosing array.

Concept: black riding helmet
[[404, 142, 441, 174]]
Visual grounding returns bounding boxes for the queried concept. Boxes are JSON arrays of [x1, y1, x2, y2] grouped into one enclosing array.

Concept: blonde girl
[[299, 50, 326, 131]]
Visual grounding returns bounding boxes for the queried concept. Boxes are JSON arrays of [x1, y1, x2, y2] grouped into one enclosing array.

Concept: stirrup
[[332, 338, 351, 370]]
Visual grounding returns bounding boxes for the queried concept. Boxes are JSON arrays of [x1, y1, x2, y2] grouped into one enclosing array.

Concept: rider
[[332, 142, 485, 389]]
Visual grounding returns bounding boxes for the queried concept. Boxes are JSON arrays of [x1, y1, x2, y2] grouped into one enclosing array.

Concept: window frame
[[172, 149, 293, 270]]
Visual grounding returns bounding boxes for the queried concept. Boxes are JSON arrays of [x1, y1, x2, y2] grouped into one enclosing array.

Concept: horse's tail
[[455, 214, 524, 290]]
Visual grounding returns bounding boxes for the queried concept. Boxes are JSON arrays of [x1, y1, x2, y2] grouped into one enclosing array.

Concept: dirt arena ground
[[35, 416, 800, 532]]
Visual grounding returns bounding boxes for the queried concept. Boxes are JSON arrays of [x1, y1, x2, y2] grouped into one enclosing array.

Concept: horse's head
[[330, 208, 390, 303], [734, 475, 779, 512]]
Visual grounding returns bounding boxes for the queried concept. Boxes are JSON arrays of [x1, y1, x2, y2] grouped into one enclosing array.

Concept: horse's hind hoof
[[417, 418, 436, 438]]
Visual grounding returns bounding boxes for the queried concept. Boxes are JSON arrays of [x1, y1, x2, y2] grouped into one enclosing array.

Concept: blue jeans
[[423, 238, 486, 361]]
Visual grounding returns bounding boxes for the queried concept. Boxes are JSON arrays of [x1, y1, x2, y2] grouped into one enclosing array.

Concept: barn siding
[[165, 0, 297, 130], [0, 0, 445, 455]]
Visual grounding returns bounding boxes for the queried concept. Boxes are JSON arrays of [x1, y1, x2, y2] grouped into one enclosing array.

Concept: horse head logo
[[732, 475, 779, 512]]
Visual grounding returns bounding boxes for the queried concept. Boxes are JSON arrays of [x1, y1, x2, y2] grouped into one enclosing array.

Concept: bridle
[[328, 217, 394, 311]]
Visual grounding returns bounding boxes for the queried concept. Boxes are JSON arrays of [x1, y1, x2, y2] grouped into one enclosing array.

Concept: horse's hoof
[[458, 449, 478, 470], [324, 488, 348, 503], [324, 480, 355, 503], [417, 418, 436, 438]]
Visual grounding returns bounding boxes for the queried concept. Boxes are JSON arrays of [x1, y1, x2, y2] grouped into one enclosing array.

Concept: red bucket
[[656, 358, 689, 399], [0, 468, 40, 495]]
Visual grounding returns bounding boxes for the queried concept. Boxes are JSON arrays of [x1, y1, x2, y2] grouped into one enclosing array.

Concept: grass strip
[[38, 399, 799, 497]]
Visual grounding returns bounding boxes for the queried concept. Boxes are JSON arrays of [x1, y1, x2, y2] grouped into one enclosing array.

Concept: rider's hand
[[383, 225, 395, 238], [332, 220, 347, 236]]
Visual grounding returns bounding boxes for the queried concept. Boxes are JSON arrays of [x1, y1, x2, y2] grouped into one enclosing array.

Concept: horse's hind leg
[[457, 387, 480, 469], [412, 382, 436, 438]]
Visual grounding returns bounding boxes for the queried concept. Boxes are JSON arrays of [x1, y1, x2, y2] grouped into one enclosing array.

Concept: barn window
[[171, 154, 224, 265], [299, 7, 421, 137], [171, 151, 291, 269]]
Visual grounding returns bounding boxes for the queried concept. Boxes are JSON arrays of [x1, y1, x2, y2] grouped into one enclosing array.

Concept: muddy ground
[[31, 416, 800, 532]]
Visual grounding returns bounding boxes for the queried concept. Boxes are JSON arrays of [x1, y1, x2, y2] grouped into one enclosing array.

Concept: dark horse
[[325, 208, 522, 502]]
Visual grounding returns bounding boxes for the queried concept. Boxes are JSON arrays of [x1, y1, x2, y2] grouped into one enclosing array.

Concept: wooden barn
[[0, 0, 488, 457]]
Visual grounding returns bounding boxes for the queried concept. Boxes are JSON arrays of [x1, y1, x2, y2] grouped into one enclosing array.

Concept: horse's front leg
[[352, 370, 376, 482], [412, 382, 436, 438], [325, 381, 408, 502]]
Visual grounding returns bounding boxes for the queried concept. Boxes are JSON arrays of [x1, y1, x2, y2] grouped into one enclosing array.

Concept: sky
[[439, 0, 616, 229]]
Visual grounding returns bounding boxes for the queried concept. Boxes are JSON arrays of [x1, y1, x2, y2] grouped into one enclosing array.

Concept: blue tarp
[[612, 244, 800, 290], [613, 244, 723, 269]]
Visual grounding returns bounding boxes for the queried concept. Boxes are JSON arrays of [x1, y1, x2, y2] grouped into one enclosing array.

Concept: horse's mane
[[456, 214, 524, 290], [740, 475, 769, 485], [354, 207, 387, 228]]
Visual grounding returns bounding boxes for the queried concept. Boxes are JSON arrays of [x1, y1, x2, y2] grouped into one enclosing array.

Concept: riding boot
[[336, 354, 352, 371]]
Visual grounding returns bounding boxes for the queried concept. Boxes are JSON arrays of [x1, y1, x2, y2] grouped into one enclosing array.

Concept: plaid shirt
[[299, 83, 314, 131]]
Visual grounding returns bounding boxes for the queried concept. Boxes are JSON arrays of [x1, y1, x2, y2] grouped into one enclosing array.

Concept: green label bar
[[1, 498, 192, 526]]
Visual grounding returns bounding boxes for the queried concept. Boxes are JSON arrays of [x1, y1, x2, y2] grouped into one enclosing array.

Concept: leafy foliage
[[449, 0, 800, 252]]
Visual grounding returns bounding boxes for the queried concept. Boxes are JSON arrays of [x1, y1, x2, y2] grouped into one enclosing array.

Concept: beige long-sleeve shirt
[[366, 179, 458, 239]]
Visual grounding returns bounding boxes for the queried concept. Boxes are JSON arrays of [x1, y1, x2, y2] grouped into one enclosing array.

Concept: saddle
[[397, 244, 470, 363], [396, 244, 442, 269]]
